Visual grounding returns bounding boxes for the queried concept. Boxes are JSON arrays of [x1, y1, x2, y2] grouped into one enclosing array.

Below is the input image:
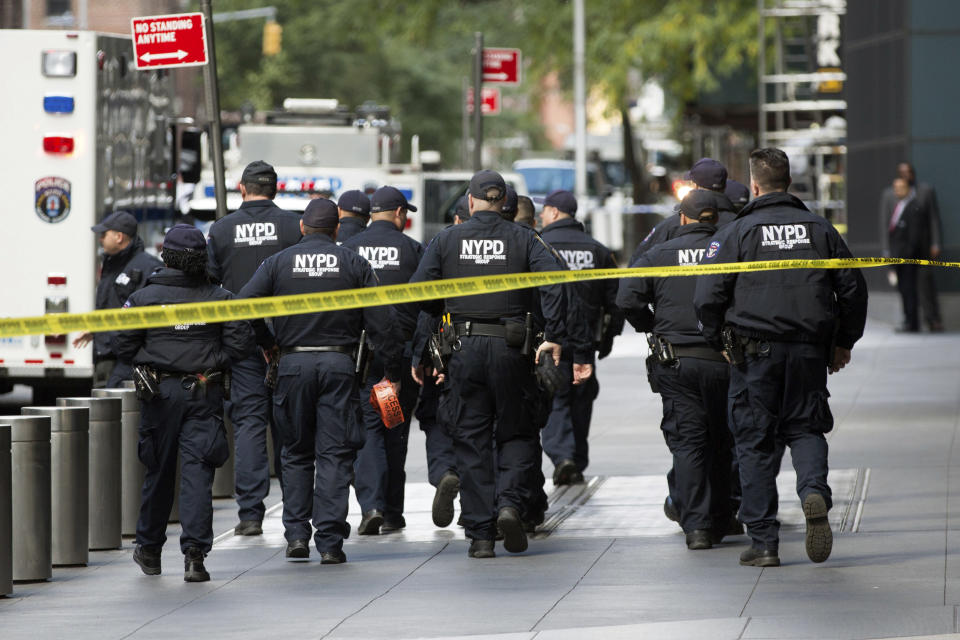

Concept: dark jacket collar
[[736, 191, 809, 218], [298, 232, 335, 246], [367, 219, 399, 233], [469, 210, 503, 225], [541, 217, 584, 234], [238, 198, 277, 212], [673, 222, 717, 238], [103, 236, 144, 270], [145, 267, 206, 287], [339, 216, 367, 228]]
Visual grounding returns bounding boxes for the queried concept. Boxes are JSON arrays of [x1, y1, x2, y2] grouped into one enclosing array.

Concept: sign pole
[[200, 0, 228, 220], [472, 32, 483, 172]]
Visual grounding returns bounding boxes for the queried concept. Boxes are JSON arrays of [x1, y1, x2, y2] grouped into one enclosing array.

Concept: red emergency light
[[43, 136, 74, 154]]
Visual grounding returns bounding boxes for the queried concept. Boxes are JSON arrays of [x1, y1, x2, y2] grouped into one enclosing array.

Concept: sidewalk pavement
[[2, 301, 959, 640]]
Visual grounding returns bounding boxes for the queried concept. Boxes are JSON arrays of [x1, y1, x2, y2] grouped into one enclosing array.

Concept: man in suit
[[887, 177, 930, 333], [880, 163, 943, 331]]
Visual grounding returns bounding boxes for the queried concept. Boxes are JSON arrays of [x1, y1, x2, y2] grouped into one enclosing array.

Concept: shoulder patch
[[706, 240, 721, 259]]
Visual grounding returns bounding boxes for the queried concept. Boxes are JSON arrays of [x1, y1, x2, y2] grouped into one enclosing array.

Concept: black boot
[[358, 509, 383, 535], [133, 544, 161, 576], [184, 547, 210, 582], [803, 493, 833, 563], [432, 472, 460, 527], [497, 507, 528, 553], [468, 539, 495, 559], [685, 529, 713, 550], [739, 546, 780, 567]]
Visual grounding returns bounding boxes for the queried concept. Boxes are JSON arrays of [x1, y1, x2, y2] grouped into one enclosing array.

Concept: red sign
[[467, 87, 501, 116], [131, 12, 208, 70], [483, 48, 521, 85]]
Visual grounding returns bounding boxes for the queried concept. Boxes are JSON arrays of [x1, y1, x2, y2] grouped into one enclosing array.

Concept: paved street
[[2, 293, 960, 640]]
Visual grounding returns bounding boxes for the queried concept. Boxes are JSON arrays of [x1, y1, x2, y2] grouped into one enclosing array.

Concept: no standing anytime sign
[[131, 12, 209, 70]]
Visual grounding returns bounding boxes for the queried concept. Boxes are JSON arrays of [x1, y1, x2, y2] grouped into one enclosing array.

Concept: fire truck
[[0, 30, 182, 401]]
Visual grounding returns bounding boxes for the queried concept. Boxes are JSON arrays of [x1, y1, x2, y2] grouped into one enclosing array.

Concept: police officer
[[336, 189, 371, 243], [628, 158, 737, 266], [342, 186, 423, 535], [239, 199, 403, 564], [410, 170, 577, 558], [207, 160, 302, 537], [725, 179, 751, 213], [617, 190, 735, 550], [114, 224, 254, 582], [75, 211, 161, 389], [514, 195, 536, 229], [538, 189, 620, 485], [694, 148, 868, 567]]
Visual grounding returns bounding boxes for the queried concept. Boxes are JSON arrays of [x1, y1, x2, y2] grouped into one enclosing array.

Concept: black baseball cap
[[680, 190, 719, 221], [684, 158, 727, 191], [501, 186, 519, 215], [535, 189, 578, 216], [303, 198, 340, 228], [241, 160, 278, 185], [91, 210, 137, 236], [370, 186, 417, 213], [162, 224, 206, 251], [469, 170, 507, 202], [724, 179, 750, 207], [337, 189, 371, 216], [454, 194, 469, 219]]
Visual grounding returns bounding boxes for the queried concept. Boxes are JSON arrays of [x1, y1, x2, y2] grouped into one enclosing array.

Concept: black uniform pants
[[918, 265, 942, 327], [654, 357, 733, 534], [136, 378, 229, 554], [446, 336, 541, 541], [355, 353, 419, 521], [895, 263, 920, 331], [415, 375, 457, 487], [728, 341, 833, 549], [272, 352, 363, 552], [542, 355, 600, 473]]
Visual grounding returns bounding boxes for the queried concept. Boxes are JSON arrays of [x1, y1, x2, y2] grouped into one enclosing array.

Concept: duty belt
[[453, 321, 507, 339], [672, 345, 727, 363], [280, 345, 356, 357]]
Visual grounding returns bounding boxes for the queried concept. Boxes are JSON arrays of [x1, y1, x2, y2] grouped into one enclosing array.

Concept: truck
[[0, 29, 182, 402], [185, 99, 526, 246]]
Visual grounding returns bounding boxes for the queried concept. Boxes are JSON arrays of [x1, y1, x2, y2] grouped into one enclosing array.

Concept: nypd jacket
[[94, 237, 162, 360], [540, 217, 621, 364], [342, 219, 424, 340], [238, 233, 405, 381], [628, 191, 737, 266], [617, 223, 718, 346], [694, 191, 868, 351], [336, 216, 368, 244], [113, 268, 254, 373], [206, 199, 302, 294], [410, 210, 567, 344]]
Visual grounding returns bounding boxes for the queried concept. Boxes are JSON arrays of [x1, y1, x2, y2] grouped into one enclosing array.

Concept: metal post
[[201, 0, 228, 220], [573, 0, 588, 208], [5, 415, 52, 582], [472, 32, 484, 172], [0, 423, 11, 596], [758, 0, 766, 148], [92, 389, 142, 537], [461, 77, 470, 169]]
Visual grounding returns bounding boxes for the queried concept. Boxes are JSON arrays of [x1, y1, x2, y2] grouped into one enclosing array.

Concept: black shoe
[[285, 539, 310, 561], [553, 459, 578, 486], [663, 496, 680, 523], [739, 546, 780, 567], [183, 547, 210, 582], [570, 469, 585, 484], [686, 529, 713, 550], [358, 509, 383, 536], [234, 520, 263, 536], [133, 544, 161, 576], [381, 517, 406, 533], [320, 550, 347, 565], [432, 472, 460, 527], [803, 493, 833, 563], [468, 539, 495, 559], [497, 507, 528, 553]]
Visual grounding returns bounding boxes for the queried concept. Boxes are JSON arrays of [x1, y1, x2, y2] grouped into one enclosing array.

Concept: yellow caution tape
[[0, 256, 957, 338]]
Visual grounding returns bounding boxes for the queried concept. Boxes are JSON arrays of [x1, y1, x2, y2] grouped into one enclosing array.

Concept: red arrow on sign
[[467, 87, 501, 116], [131, 12, 208, 70], [482, 48, 521, 85]]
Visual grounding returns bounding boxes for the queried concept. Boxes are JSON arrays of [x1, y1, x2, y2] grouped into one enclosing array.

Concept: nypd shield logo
[[35, 177, 71, 224]]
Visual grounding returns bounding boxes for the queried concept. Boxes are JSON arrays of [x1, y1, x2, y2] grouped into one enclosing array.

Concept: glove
[[536, 351, 565, 396]]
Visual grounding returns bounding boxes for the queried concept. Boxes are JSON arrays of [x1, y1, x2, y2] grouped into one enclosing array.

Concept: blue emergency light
[[43, 95, 75, 114]]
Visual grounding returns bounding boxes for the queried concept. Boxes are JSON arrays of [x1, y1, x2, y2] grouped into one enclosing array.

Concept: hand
[[434, 369, 446, 385], [931, 245, 941, 259], [411, 365, 425, 386], [829, 346, 851, 374], [536, 341, 562, 367], [572, 363, 594, 385], [72, 332, 93, 348], [262, 345, 279, 364], [721, 350, 733, 365], [388, 378, 402, 395]]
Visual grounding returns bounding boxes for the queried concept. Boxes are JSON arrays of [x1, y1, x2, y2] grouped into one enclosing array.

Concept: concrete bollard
[[0, 423, 12, 595], [22, 406, 89, 566], [92, 389, 142, 537], [2, 415, 52, 582], [57, 397, 122, 550]]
